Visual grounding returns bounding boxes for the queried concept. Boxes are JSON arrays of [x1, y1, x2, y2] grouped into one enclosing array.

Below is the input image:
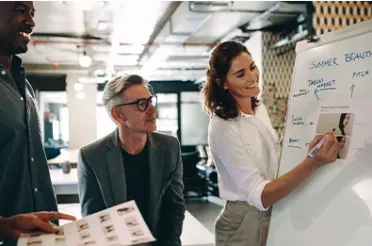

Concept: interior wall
[[66, 75, 98, 150], [313, 1, 372, 35], [261, 32, 295, 140], [244, 31, 263, 95]]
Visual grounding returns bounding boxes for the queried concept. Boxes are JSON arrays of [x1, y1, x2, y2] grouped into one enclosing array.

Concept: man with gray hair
[[77, 74, 186, 246]]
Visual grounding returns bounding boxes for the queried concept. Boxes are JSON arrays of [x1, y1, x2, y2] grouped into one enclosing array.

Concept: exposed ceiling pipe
[[139, 2, 212, 76], [25, 66, 206, 82], [25, 63, 207, 74], [137, 2, 182, 63], [31, 39, 219, 47], [106, 2, 177, 77], [32, 32, 108, 42], [105, 1, 122, 79], [244, 1, 306, 31], [270, 24, 308, 50], [189, 0, 270, 14]]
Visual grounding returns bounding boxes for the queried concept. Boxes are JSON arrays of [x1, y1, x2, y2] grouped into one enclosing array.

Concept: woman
[[338, 113, 351, 136], [336, 136, 346, 159], [336, 113, 350, 158], [201, 41, 343, 246]]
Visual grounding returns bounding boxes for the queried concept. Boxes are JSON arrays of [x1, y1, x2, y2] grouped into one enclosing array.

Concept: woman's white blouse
[[208, 103, 279, 211]]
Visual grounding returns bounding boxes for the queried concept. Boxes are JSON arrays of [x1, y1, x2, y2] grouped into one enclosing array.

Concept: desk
[[50, 168, 79, 195], [182, 211, 215, 246], [52, 170, 214, 245], [48, 149, 79, 166]]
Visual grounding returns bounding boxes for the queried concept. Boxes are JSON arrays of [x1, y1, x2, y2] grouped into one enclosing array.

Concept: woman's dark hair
[[201, 41, 259, 120], [336, 136, 344, 159], [339, 113, 347, 135]]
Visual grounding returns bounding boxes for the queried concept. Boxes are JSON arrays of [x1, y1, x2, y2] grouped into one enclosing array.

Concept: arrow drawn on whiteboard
[[314, 89, 319, 100], [350, 84, 355, 98]]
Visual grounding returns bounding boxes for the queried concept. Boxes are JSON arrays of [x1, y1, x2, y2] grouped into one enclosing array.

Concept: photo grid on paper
[[116, 203, 153, 245], [17, 201, 155, 246]]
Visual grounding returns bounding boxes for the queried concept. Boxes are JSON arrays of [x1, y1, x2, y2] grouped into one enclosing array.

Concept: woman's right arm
[[261, 131, 343, 209]]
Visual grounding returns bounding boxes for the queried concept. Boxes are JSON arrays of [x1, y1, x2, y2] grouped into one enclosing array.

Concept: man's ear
[[111, 107, 125, 124]]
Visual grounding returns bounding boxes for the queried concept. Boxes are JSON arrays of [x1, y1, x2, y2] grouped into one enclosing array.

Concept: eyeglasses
[[115, 96, 157, 112]]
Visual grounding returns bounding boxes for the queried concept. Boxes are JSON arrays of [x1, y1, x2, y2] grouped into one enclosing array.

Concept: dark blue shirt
[[0, 56, 58, 241]]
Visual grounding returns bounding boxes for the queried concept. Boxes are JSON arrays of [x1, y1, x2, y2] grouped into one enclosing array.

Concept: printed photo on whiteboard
[[315, 113, 354, 136], [312, 135, 349, 159], [315, 112, 354, 159], [336, 136, 351, 159]]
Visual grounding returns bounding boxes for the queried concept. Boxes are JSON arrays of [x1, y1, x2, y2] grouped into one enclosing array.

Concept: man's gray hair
[[102, 74, 148, 112]]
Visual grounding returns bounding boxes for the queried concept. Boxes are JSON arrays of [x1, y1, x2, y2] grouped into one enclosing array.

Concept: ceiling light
[[79, 51, 92, 68], [141, 46, 171, 75]]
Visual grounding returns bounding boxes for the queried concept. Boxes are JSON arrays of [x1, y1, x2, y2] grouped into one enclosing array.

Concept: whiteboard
[[267, 19, 372, 246]]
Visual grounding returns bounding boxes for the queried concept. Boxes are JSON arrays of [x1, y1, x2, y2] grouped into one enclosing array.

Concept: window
[[96, 92, 116, 139], [38, 92, 68, 147], [156, 93, 178, 138], [180, 92, 209, 145]]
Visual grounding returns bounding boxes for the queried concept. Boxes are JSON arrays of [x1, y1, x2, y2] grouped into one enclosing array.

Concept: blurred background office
[[22, 1, 372, 245]]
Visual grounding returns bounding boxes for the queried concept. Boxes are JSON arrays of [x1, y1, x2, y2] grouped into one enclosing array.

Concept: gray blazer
[[77, 129, 186, 246]]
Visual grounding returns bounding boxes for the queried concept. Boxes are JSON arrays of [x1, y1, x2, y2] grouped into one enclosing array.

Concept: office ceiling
[[20, 1, 308, 83]]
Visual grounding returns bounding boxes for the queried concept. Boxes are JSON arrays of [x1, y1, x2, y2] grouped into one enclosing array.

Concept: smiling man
[[0, 1, 63, 245], [77, 75, 186, 246]]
